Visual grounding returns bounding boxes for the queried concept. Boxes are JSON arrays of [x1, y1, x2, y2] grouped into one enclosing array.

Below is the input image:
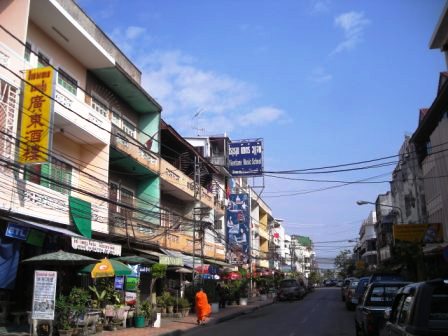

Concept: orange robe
[[195, 290, 211, 321]]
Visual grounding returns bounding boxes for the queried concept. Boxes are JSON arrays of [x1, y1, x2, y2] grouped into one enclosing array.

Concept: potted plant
[[141, 299, 153, 326], [177, 297, 190, 317], [238, 280, 249, 306], [157, 292, 173, 314], [55, 295, 73, 336], [150, 264, 167, 309], [156, 294, 166, 314], [69, 287, 90, 334], [164, 293, 175, 314], [133, 288, 146, 328]]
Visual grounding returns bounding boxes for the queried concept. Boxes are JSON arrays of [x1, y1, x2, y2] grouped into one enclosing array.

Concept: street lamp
[[356, 200, 403, 223]]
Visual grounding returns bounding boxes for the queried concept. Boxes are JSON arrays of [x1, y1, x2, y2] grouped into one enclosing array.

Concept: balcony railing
[[111, 125, 159, 174], [160, 159, 215, 208], [53, 85, 111, 144]]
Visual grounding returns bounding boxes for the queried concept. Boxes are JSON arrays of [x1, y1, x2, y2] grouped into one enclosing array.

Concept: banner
[[228, 140, 263, 177], [18, 67, 54, 164], [226, 193, 250, 264], [393, 223, 443, 243], [32, 270, 57, 320]]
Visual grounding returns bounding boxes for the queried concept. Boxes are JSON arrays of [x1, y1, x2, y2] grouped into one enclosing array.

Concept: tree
[[150, 263, 167, 306], [308, 271, 321, 285], [334, 249, 355, 278]]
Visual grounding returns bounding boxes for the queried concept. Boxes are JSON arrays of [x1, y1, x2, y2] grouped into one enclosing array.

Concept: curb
[[159, 300, 274, 336]]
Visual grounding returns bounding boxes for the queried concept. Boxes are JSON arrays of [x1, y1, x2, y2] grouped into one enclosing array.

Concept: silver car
[[277, 279, 306, 301]]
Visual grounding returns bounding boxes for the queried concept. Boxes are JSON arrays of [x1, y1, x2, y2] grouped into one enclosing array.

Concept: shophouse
[[0, 0, 166, 316], [409, 6, 448, 274], [156, 121, 227, 269]]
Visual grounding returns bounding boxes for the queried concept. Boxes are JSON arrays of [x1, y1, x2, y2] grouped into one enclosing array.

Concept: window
[[37, 52, 50, 68], [109, 182, 119, 213], [426, 141, 432, 155], [24, 42, 32, 62], [108, 182, 134, 219], [24, 157, 72, 195], [122, 119, 136, 138], [112, 111, 121, 126], [57, 68, 77, 95], [92, 97, 108, 117], [398, 295, 414, 325]]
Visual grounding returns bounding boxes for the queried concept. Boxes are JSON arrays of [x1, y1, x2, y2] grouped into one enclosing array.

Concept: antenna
[[192, 108, 206, 136]]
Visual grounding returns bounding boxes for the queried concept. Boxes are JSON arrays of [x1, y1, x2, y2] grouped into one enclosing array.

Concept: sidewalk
[[0, 297, 274, 336], [103, 297, 274, 336]]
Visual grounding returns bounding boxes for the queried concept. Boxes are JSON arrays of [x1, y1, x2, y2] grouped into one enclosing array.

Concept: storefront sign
[[393, 223, 443, 243], [5, 223, 29, 240], [159, 255, 183, 266], [114, 276, 124, 290], [71, 237, 122, 256], [32, 270, 57, 320], [19, 67, 54, 164], [228, 139, 263, 177]]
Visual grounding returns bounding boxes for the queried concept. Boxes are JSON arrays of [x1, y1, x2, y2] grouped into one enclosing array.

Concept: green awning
[[69, 196, 92, 238], [204, 258, 233, 267]]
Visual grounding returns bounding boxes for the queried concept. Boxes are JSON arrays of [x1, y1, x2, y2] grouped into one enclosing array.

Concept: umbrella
[[22, 250, 98, 265], [222, 271, 242, 280], [112, 255, 154, 265], [80, 258, 132, 278]]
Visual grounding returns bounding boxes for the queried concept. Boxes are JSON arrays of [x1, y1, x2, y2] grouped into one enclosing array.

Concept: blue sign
[[226, 193, 250, 265], [114, 276, 124, 290], [6, 223, 29, 240], [228, 140, 263, 177]]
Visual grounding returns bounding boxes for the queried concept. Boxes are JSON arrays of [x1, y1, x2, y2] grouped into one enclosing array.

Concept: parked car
[[381, 278, 448, 336], [342, 277, 359, 301], [355, 281, 411, 336], [277, 279, 306, 301], [345, 279, 360, 311], [351, 277, 370, 307], [368, 272, 405, 284]]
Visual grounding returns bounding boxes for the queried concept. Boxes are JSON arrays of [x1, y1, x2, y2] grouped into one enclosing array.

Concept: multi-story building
[[0, 0, 166, 313], [355, 211, 377, 271], [409, 5, 448, 276], [291, 235, 315, 279]]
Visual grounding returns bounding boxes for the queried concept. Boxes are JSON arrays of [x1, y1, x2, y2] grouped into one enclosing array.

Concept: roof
[[411, 72, 448, 144]]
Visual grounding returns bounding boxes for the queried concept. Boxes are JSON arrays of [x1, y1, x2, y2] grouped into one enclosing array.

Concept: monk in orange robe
[[195, 288, 211, 325]]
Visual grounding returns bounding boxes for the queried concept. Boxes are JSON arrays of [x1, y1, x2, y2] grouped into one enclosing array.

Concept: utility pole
[[290, 241, 296, 273], [192, 156, 201, 288]]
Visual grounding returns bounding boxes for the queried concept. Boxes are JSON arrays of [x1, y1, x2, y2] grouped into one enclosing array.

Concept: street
[[184, 287, 355, 336]]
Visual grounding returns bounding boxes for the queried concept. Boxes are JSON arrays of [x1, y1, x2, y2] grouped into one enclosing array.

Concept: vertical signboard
[[228, 139, 263, 177], [226, 193, 250, 264], [32, 270, 57, 320], [18, 67, 54, 164]]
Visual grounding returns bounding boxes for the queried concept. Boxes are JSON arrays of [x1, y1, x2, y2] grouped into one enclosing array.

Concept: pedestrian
[[195, 287, 211, 325], [216, 283, 227, 308]]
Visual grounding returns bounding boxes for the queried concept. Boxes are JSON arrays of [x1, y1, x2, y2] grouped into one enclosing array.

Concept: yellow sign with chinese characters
[[18, 67, 54, 164]]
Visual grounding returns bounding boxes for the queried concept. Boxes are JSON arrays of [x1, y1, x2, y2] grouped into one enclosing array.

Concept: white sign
[[32, 270, 57, 320], [71, 237, 122, 256]]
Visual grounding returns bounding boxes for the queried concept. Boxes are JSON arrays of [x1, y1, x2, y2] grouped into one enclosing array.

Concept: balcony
[[110, 125, 159, 175], [160, 159, 215, 208], [53, 85, 111, 144]]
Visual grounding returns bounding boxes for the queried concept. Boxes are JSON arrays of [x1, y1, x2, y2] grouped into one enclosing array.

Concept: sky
[[77, 0, 446, 262]]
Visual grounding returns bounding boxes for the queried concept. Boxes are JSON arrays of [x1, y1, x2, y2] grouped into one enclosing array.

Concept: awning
[[204, 258, 234, 267], [160, 248, 202, 268], [422, 242, 448, 255], [6, 216, 83, 237], [135, 248, 166, 260]]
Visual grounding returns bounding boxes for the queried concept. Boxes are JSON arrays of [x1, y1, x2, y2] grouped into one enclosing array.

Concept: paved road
[[184, 287, 355, 336]]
